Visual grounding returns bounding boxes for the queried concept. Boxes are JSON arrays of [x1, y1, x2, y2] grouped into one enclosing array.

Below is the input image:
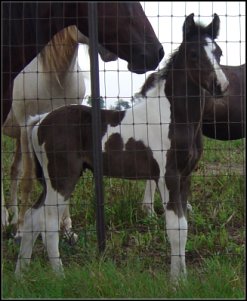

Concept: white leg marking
[[165, 209, 188, 280], [142, 180, 156, 216], [15, 207, 43, 277], [143, 180, 193, 215], [39, 185, 67, 275]]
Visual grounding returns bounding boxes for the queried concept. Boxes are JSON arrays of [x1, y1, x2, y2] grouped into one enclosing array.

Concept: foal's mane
[[40, 26, 78, 74], [139, 49, 179, 97]]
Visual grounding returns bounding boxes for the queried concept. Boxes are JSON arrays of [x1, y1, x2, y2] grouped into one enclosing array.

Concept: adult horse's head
[[96, 2, 164, 73], [2, 2, 164, 124], [182, 13, 229, 96]]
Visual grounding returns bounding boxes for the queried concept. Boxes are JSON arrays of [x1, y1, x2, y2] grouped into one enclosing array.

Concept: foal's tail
[[26, 114, 48, 209]]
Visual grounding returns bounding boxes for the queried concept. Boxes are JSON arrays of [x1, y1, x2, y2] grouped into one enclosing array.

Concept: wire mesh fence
[[1, 1, 245, 296]]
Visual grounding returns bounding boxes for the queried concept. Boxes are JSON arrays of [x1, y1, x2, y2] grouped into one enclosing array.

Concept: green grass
[[2, 257, 244, 298], [1, 135, 245, 298]]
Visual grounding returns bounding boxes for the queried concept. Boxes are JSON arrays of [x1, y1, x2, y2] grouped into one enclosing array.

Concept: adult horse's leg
[[8, 138, 22, 225], [2, 78, 13, 125], [1, 171, 9, 227], [142, 180, 156, 215], [61, 205, 78, 245], [158, 176, 187, 280], [2, 110, 20, 227]]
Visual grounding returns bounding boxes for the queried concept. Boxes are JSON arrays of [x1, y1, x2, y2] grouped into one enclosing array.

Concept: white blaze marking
[[204, 37, 229, 92]]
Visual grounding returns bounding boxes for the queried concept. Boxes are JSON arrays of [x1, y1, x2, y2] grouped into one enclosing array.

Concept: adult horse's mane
[[39, 26, 78, 75]]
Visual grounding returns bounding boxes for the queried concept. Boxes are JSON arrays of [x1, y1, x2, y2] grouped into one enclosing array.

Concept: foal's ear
[[205, 13, 220, 39], [183, 13, 195, 39]]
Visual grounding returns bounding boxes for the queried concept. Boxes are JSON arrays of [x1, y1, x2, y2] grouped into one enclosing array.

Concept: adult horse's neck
[[39, 27, 79, 87]]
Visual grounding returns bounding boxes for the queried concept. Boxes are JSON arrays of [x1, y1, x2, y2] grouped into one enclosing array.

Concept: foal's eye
[[190, 51, 198, 60]]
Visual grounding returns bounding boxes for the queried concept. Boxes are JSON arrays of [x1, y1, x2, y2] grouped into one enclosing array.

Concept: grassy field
[[1, 135, 245, 299]]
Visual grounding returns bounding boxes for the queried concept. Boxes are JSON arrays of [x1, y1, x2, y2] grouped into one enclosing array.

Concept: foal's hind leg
[[17, 127, 36, 238], [15, 207, 42, 277], [40, 190, 68, 276], [15, 195, 67, 277], [8, 138, 22, 225]]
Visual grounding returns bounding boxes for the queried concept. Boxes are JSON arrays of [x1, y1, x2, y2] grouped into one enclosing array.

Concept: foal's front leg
[[157, 177, 187, 280], [143, 179, 192, 216], [142, 180, 156, 216], [165, 206, 187, 280]]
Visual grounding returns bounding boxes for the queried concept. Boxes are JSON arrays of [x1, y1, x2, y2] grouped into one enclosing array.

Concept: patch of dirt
[[196, 162, 245, 176]]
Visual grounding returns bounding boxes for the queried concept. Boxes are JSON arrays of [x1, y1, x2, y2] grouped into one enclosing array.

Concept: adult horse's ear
[[183, 13, 195, 40], [205, 13, 220, 39]]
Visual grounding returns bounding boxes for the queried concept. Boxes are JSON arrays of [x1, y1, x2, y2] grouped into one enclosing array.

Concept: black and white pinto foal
[[16, 14, 229, 279]]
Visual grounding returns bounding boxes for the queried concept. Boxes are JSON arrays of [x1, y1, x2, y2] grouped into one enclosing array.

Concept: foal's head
[[181, 13, 229, 96]]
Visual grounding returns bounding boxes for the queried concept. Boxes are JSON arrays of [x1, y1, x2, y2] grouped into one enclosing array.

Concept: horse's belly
[[102, 150, 160, 180]]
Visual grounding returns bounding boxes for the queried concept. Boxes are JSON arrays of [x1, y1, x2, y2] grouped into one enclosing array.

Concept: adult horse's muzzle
[[128, 46, 164, 74]]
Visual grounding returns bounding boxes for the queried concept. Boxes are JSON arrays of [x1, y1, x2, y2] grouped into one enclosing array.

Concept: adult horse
[[2, 26, 117, 240], [15, 14, 229, 280], [2, 2, 164, 124], [202, 64, 245, 140]]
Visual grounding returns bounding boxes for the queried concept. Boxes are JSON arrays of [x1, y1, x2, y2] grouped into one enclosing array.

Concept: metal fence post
[[88, 2, 106, 253]]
